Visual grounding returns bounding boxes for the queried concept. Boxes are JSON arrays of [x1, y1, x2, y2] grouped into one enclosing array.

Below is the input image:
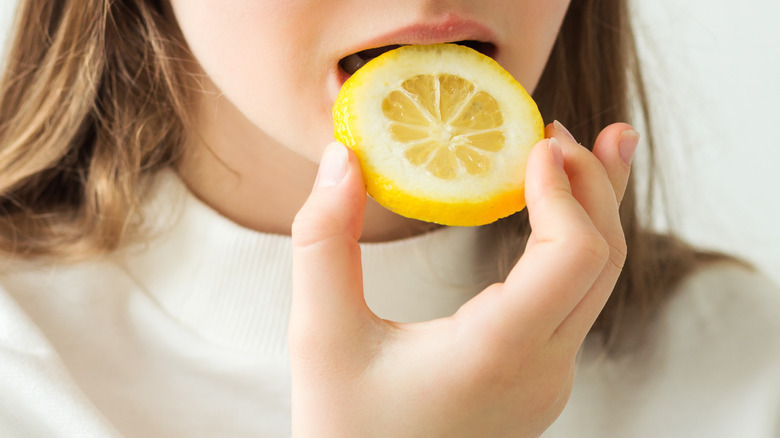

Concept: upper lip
[[338, 14, 499, 60]]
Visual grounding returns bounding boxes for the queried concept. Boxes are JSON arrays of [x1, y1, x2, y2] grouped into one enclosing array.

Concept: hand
[[290, 122, 638, 437]]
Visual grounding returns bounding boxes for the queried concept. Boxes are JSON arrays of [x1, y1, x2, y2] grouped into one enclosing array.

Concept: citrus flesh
[[333, 43, 544, 226]]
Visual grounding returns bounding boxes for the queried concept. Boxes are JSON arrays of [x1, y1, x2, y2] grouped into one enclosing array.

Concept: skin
[[165, 0, 639, 435], [167, 0, 570, 241], [291, 124, 636, 437]]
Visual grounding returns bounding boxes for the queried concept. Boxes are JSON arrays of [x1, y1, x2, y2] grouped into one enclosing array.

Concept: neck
[[177, 81, 437, 242]]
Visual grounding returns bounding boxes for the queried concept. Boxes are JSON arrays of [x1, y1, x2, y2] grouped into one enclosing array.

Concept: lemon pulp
[[383, 73, 505, 180]]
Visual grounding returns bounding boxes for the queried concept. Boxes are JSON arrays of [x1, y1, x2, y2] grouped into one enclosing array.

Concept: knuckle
[[606, 232, 628, 270], [291, 208, 317, 245], [564, 231, 610, 265], [291, 208, 342, 249]]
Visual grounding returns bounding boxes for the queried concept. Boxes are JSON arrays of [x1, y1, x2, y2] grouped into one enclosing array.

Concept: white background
[[0, 1, 778, 284]]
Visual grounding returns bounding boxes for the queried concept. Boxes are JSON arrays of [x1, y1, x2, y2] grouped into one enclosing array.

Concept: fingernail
[[553, 120, 576, 142], [618, 130, 640, 165], [548, 137, 565, 170], [315, 142, 348, 187]]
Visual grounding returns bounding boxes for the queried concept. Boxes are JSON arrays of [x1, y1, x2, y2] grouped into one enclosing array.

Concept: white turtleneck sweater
[[1, 172, 779, 438]]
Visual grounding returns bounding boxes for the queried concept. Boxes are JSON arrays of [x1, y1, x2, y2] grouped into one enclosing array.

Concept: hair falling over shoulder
[[0, 0, 734, 350], [491, 0, 739, 351], [0, 0, 192, 259]]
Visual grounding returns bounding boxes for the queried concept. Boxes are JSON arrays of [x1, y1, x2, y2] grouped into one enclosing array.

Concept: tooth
[[340, 53, 367, 75]]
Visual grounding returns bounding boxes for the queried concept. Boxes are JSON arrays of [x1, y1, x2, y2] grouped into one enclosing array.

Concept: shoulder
[[0, 255, 92, 291], [662, 262, 780, 342], [0, 253, 132, 319], [643, 262, 780, 391], [558, 264, 780, 436], [582, 262, 780, 389]]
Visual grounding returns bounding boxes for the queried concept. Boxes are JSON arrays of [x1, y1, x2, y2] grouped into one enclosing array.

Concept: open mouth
[[338, 40, 497, 76]]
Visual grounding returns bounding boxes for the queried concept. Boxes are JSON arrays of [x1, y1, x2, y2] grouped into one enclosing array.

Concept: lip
[[345, 14, 498, 56], [332, 14, 499, 87]]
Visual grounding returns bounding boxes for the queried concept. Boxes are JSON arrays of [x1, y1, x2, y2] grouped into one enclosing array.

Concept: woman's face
[[167, 0, 571, 162]]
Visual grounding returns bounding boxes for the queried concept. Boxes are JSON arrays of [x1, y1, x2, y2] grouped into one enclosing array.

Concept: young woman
[[1, 1, 777, 436]]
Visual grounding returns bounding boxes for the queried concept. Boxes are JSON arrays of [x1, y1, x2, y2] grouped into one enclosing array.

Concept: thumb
[[290, 141, 369, 343]]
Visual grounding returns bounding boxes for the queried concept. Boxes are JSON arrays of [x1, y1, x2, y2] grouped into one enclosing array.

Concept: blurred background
[[630, 0, 780, 285], [0, 1, 778, 284]]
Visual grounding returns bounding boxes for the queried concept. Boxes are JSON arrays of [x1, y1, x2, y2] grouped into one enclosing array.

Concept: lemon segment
[[333, 43, 544, 226]]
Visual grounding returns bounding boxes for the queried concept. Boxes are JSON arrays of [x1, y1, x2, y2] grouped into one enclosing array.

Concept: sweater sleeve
[[0, 285, 123, 438]]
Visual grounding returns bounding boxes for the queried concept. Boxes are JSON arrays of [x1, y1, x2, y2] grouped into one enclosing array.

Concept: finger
[[460, 137, 609, 344], [544, 122, 629, 246], [519, 122, 636, 271], [589, 122, 639, 203], [291, 142, 370, 343], [545, 123, 637, 344]]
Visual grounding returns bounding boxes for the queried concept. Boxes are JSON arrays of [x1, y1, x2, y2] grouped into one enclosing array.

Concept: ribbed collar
[[118, 171, 493, 356]]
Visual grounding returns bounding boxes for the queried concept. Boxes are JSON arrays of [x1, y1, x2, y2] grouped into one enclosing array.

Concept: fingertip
[[591, 123, 639, 204], [552, 120, 576, 143], [524, 138, 572, 208], [591, 124, 636, 162], [548, 137, 565, 170], [315, 141, 349, 188], [618, 129, 640, 166], [294, 141, 366, 246], [312, 140, 366, 205]]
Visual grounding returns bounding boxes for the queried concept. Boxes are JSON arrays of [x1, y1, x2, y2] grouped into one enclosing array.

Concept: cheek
[[170, 1, 336, 159], [498, 1, 570, 93]]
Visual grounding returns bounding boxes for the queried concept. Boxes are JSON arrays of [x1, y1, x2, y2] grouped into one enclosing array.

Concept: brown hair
[[493, 0, 736, 348], [0, 1, 732, 348], [0, 0, 190, 258]]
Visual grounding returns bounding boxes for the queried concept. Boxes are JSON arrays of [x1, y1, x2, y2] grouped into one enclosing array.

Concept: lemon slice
[[333, 43, 543, 226]]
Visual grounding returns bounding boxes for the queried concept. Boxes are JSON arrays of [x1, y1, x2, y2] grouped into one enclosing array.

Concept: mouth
[[338, 40, 497, 77]]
